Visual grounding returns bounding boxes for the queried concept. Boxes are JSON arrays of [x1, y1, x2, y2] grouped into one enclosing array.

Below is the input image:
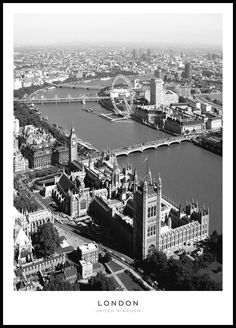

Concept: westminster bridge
[[112, 135, 197, 157]]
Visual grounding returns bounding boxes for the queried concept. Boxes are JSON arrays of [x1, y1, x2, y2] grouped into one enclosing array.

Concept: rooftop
[[79, 260, 92, 266], [57, 173, 79, 194], [79, 243, 98, 253]]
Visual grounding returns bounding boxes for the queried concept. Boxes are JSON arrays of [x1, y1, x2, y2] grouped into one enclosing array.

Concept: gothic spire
[[158, 172, 162, 185], [143, 177, 148, 191], [145, 155, 152, 184]]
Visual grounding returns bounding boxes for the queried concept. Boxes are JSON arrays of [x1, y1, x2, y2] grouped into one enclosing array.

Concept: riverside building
[[90, 163, 209, 260], [150, 78, 178, 106]]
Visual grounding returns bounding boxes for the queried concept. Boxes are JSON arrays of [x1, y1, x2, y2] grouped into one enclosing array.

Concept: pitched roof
[[14, 228, 30, 248], [14, 268, 23, 277], [57, 173, 79, 194]]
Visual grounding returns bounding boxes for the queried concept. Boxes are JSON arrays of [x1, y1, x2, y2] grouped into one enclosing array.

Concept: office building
[[185, 62, 192, 79], [150, 78, 164, 105], [150, 78, 178, 106], [78, 243, 99, 264]]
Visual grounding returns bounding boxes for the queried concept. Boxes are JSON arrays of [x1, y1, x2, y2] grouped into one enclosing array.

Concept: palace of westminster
[[14, 125, 209, 261]]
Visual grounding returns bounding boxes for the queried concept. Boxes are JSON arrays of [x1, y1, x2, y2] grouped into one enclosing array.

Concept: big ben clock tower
[[69, 124, 78, 162]]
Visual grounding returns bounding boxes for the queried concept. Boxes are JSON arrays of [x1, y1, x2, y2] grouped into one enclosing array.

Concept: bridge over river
[[112, 135, 196, 157], [16, 95, 110, 105]]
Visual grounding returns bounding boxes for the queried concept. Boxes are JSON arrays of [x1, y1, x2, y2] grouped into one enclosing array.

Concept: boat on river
[[85, 107, 93, 113]]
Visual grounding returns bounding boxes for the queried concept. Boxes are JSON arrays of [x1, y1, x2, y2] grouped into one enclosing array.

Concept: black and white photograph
[[3, 3, 233, 325]]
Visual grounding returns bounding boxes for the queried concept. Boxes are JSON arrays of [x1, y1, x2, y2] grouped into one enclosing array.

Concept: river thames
[[36, 87, 222, 233]]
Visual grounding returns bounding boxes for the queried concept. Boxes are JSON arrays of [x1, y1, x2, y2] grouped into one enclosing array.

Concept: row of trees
[[31, 223, 118, 291], [84, 272, 117, 291], [141, 251, 221, 291], [27, 165, 62, 180], [140, 231, 222, 291], [44, 271, 116, 291], [198, 230, 222, 264], [14, 194, 40, 213], [14, 82, 50, 99], [14, 101, 68, 146], [43, 274, 80, 291]]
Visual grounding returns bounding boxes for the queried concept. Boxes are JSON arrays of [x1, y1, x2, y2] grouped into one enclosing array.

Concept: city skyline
[[4, 2, 233, 326], [14, 14, 222, 48]]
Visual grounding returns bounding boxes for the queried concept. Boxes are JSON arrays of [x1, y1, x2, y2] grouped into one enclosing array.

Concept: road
[[55, 221, 133, 263], [54, 222, 160, 291], [106, 259, 155, 291], [14, 177, 160, 290]]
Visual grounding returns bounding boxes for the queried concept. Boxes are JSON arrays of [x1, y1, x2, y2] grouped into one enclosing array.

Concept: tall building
[[69, 125, 78, 162], [133, 176, 160, 259], [150, 78, 164, 105], [147, 48, 151, 58], [133, 174, 209, 260], [185, 62, 192, 79], [132, 49, 136, 58]]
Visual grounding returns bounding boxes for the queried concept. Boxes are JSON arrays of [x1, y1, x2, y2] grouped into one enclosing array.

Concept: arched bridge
[[112, 135, 196, 157]]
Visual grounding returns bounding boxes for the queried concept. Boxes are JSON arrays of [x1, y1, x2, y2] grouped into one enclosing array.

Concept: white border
[[3, 3, 233, 325]]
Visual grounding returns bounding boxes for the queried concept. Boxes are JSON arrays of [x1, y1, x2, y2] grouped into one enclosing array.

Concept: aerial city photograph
[[11, 8, 225, 295]]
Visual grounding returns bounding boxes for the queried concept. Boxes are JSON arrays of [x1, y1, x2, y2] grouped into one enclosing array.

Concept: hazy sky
[[14, 14, 222, 47]]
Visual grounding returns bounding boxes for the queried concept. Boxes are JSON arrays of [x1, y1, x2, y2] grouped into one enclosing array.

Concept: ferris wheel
[[110, 74, 134, 117]]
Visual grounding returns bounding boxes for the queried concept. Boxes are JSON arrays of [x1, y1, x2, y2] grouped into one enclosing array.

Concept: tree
[[90, 272, 116, 291], [103, 251, 112, 263], [201, 230, 222, 264], [14, 195, 38, 213], [32, 222, 61, 258], [43, 275, 80, 291], [140, 248, 222, 291], [191, 273, 221, 291]]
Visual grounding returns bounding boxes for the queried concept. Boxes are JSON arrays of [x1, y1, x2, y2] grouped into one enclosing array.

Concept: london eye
[[110, 74, 134, 117]]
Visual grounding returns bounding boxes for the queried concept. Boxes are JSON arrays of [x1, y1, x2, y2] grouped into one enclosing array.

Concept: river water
[[36, 87, 222, 233]]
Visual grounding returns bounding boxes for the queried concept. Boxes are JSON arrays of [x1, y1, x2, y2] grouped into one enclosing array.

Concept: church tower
[[69, 124, 78, 162]]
